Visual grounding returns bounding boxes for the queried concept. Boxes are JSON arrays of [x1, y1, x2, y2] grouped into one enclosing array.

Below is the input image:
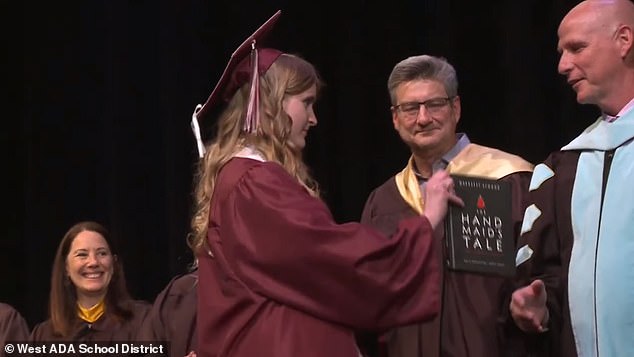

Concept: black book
[[444, 175, 515, 277]]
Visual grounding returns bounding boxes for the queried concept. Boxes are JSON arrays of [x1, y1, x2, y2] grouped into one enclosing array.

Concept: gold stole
[[395, 143, 534, 214], [77, 299, 105, 323]]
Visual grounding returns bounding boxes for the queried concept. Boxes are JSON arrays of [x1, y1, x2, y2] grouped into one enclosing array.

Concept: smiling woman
[[29, 221, 150, 344]]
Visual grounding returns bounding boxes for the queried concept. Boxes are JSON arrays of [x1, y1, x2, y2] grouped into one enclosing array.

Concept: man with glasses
[[359, 55, 534, 357]]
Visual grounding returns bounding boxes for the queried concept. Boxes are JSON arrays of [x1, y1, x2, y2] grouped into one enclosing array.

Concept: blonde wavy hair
[[189, 53, 323, 259]]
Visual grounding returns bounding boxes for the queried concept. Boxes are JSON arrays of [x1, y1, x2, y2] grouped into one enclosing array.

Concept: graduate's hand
[[423, 170, 464, 231], [510, 279, 549, 333]]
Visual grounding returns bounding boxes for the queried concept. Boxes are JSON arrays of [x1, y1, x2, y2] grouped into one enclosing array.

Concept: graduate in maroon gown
[[138, 270, 198, 357], [30, 221, 150, 346], [0, 303, 30, 357], [187, 10, 463, 357]]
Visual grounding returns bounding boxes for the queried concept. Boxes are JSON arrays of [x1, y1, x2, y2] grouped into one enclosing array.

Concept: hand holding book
[[423, 170, 464, 233], [444, 175, 515, 276]]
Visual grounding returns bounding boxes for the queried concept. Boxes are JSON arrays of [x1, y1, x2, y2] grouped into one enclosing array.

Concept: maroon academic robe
[[30, 300, 150, 353], [198, 158, 442, 357], [138, 271, 198, 357], [0, 303, 30, 357], [361, 172, 532, 357]]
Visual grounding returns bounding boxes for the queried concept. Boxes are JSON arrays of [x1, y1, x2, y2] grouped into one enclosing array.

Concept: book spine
[[445, 212, 457, 270]]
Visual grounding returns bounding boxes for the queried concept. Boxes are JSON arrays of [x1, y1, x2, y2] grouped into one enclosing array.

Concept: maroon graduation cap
[[191, 10, 283, 157]]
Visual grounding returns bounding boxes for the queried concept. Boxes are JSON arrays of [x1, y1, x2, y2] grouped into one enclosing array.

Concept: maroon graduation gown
[[361, 171, 532, 357], [197, 158, 442, 357]]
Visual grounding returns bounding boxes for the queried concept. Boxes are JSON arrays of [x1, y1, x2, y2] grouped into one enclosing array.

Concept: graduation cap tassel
[[191, 11, 281, 144], [191, 104, 206, 158], [243, 41, 260, 133]]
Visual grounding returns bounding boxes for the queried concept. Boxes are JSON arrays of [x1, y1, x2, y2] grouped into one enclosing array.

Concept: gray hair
[[387, 55, 459, 104]]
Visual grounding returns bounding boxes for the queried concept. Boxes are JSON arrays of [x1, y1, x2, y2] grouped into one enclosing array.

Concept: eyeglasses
[[391, 97, 454, 119]]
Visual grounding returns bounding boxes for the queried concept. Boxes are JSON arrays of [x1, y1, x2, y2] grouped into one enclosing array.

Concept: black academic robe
[[138, 271, 198, 357], [0, 303, 30, 357], [30, 300, 150, 356], [361, 171, 532, 357]]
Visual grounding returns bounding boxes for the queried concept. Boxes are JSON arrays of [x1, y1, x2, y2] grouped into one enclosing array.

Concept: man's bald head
[[557, 0, 634, 114], [561, 0, 634, 36]]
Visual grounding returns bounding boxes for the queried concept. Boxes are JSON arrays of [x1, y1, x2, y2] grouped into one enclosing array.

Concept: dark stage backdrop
[[11, 0, 598, 327]]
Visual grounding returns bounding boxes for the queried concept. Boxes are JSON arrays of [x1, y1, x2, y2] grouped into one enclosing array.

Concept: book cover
[[444, 175, 515, 277]]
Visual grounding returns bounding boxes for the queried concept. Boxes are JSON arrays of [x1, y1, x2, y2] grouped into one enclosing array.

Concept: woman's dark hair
[[49, 221, 134, 337]]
